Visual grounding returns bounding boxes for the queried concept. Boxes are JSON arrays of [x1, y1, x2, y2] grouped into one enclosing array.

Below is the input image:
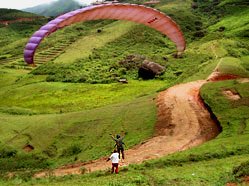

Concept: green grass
[[1, 150, 249, 185], [200, 79, 249, 137], [1, 78, 248, 185], [0, 0, 249, 185], [53, 21, 137, 64], [209, 7, 249, 37], [0, 8, 40, 21], [0, 72, 166, 113], [0, 19, 47, 50], [216, 57, 249, 77], [0, 93, 157, 166], [32, 23, 176, 84]]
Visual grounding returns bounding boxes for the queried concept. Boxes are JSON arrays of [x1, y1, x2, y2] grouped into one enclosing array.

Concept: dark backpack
[[115, 139, 124, 148]]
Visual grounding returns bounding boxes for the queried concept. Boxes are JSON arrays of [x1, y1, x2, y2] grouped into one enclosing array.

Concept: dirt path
[[0, 18, 38, 26], [35, 80, 220, 177]]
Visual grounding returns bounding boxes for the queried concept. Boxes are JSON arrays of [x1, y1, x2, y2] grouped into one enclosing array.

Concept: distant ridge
[[0, 8, 41, 21], [23, 0, 87, 17]]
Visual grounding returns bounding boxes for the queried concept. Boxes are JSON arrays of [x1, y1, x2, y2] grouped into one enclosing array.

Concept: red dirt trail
[[35, 79, 221, 177], [0, 18, 40, 25]]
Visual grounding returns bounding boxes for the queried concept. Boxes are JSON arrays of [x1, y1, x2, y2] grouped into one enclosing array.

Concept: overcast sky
[[0, 0, 96, 9]]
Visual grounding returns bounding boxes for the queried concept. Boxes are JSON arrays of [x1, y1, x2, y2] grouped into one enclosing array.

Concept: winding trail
[[35, 79, 221, 177]]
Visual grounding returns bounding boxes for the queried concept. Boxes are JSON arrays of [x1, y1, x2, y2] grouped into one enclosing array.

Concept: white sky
[[0, 0, 96, 9]]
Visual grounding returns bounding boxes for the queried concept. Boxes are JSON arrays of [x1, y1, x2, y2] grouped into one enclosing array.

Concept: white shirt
[[109, 152, 119, 163]]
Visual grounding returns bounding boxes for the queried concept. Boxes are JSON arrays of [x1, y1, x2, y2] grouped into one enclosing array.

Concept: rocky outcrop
[[138, 60, 165, 79], [118, 54, 165, 80]]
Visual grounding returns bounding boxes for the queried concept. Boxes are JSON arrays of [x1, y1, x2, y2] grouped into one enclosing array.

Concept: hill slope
[[0, 0, 248, 185]]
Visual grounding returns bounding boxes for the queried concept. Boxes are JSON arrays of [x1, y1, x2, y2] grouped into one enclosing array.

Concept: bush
[[193, 30, 206, 38], [0, 106, 36, 115], [61, 144, 82, 157], [43, 144, 58, 158], [0, 153, 51, 173], [233, 161, 249, 178], [0, 147, 17, 158]]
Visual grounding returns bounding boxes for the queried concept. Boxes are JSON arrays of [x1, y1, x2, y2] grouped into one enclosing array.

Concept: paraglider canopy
[[24, 3, 186, 65]]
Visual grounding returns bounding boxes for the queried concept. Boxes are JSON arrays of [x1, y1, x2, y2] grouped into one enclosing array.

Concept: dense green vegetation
[[0, 0, 248, 185], [0, 9, 39, 21]]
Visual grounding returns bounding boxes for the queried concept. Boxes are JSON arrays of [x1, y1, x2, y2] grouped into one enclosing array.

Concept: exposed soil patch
[[222, 89, 241, 100], [226, 183, 237, 186], [226, 176, 249, 186], [243, 176, 249, 183], [237, 78, 249, 83], [223, 89, 241, 100], [34, 80, 221, 178], [0, 18, 37, 26], [23, 144, 34, 152], [207, 71, 239, 81]]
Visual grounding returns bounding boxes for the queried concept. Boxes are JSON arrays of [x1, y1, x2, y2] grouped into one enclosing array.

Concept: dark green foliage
[[0, 23, 5, 28], [0, 146, 17, 158], [194, 0, 249, 20], [61, 144, 82, 157], [118, 54, 146, 70], [233, 161, 249, 178], [0, 152, 50, 173], [0, 8, 39, 21], [0, 106, 36, 115], [160, 3, 206, 41], [43, 144, 58, 158], [227, 41, 249, 57], [8, 20, 46, 37]]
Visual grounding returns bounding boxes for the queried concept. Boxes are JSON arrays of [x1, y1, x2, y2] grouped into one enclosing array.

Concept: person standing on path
[[107, 149, 120, 174], [110, 133, 126, 160]]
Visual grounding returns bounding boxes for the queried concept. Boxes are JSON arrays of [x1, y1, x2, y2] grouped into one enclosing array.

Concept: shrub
[[61, 144, 82, 157], [0, 147, 17, 158], [0, 153, 51, 173], [43, 144, 58, 158], [233, 161, 249, 178]]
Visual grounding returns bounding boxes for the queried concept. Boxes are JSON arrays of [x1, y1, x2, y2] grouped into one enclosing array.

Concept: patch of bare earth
[[0, 18, 38, 26], [237, 78, 249, 83], [207, 70, 239, 82], [243, 176, 249, 184], [226, 176, 249, 186], [34, 80, 221, 178], [23, 144, 34, 152], [223, 90, 241, 100]]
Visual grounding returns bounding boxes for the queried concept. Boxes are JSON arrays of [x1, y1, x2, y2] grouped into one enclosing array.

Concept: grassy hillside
[[0, 9, 39, 21], [0, 0, 248, 185], [201, 80, 249, 137], [0, 9, 47, 60], [0, 69, 165, 114], [0, 93, 157, 163]]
